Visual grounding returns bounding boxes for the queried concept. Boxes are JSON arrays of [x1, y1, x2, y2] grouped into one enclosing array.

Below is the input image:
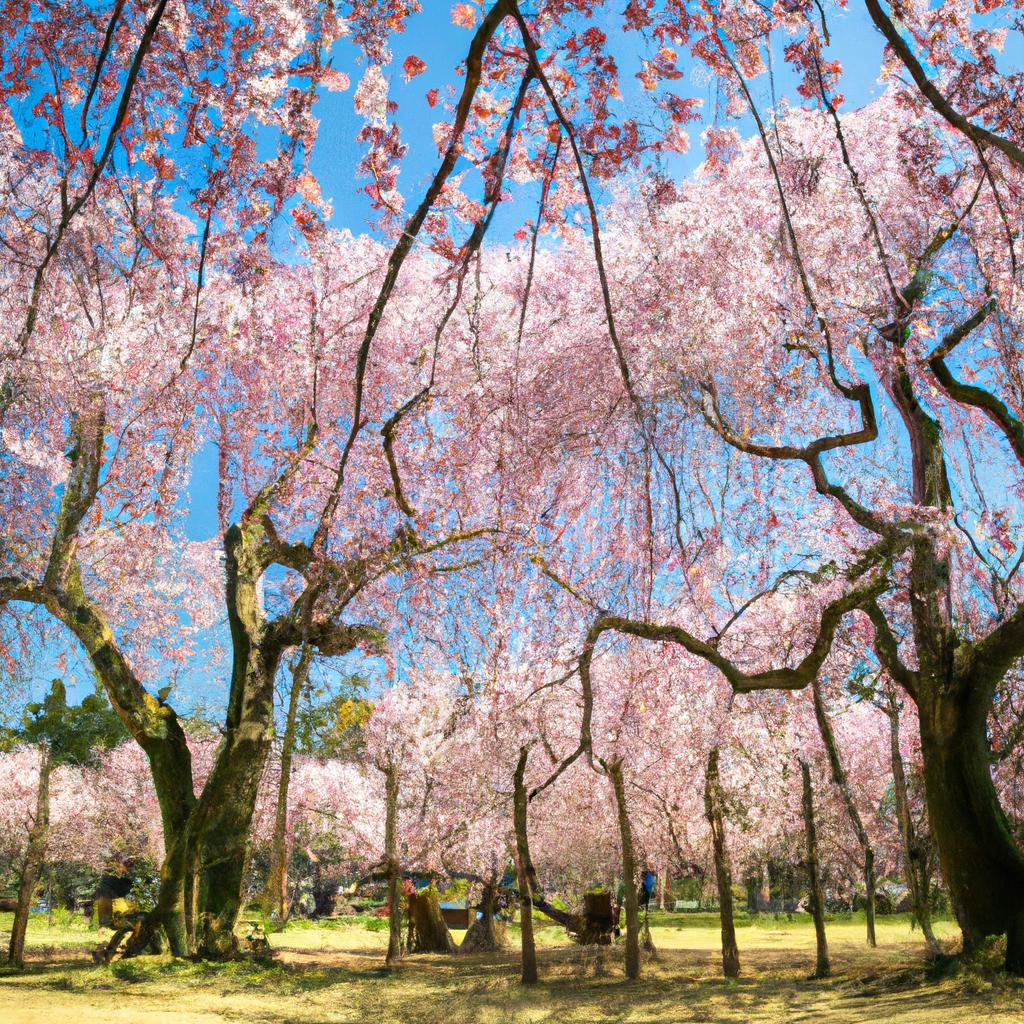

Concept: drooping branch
[[380, 67, 533, 519], [11, 0, 171, 360], [513, 3, 706, 565], [810, 44, 901, 307], [713, 27, 853, 403], [316, 0, 516, 545]]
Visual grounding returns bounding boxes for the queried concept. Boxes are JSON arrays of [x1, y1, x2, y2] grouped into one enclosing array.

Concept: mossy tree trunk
[[407, 883, 456, 954], [704, 747, 740, 978], [885, 318, 1024, 972], [187, 521, 284, 958], [461, 881, 506, 953], [915, 675, 1024, 971], [800, 759, 830, 979]]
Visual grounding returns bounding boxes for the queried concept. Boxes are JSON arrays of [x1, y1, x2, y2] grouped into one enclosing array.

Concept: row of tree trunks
[[704, 747, 740, 978], [811, 678, 877, 947], [7, 745, 51, 969], [800, 759, 831, 979]]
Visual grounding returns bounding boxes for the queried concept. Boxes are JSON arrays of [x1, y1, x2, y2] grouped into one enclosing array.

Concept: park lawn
[[1, 912, 1021, 1024]]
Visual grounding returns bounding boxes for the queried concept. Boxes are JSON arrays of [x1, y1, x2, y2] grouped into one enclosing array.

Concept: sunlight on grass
[[1, 912, 1020, 1023]]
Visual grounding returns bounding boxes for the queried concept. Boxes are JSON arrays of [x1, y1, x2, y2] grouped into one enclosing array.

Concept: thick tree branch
[[863, 598, 919, 698], [583, 572, 885, 694], [928, 303, 1024, 468], [863, 0, 1024, 172]]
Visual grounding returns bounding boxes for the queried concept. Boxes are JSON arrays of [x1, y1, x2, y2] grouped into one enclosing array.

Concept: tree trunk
[[812, 678, 877, 947], [916, 681, 1024, 972], [266, 646, 312, 928], [608, 759, 640, 980], [884, 347, 1024, 972], [704, 747, 740, 978], [384, 761, 403, 966], [407, 883, 456, 954], [8, 746, 50, 969], [513, 746, 538, 984], [461, 882, 506, 953], [59, 574, 196, 956], [886, 689, 940, 956], [189, 659, 279, 958], [187, 523, 287, 958], [800, 759, 830, 979]]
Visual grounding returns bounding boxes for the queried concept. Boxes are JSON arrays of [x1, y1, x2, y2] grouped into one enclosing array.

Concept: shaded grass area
[[1, 913, 1021, 1023]]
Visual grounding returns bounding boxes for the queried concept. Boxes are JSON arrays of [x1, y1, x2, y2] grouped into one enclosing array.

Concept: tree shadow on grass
[[2, 933, 1021, 1024]]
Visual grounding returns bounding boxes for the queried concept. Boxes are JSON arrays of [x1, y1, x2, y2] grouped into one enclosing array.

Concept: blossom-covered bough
[[529, 7, 1024, 970]]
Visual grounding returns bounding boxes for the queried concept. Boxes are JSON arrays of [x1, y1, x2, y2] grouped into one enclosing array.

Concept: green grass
[[0, 909, 99, 950], [1, 911, 1020, 1023]]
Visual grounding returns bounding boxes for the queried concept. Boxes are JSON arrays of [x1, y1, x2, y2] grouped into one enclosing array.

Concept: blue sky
[[301, 3, 889, 243], [15, 3, 917, 715], [180, 4, 893, 547], [167, 4, 896, 715]]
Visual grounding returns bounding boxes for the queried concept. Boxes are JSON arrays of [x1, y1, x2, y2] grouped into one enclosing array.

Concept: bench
[[672, 899, 699, 911]]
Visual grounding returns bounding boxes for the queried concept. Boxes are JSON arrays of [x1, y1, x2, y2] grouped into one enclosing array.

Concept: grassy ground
[[1, 910, 1021, 1023]]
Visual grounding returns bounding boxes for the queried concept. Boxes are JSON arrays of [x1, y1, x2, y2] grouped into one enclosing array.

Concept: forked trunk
[[800, 759, 830, 979], [8, 746, 50, 969], [186, 523, 286, 958], [704, 747, 740, 978]]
